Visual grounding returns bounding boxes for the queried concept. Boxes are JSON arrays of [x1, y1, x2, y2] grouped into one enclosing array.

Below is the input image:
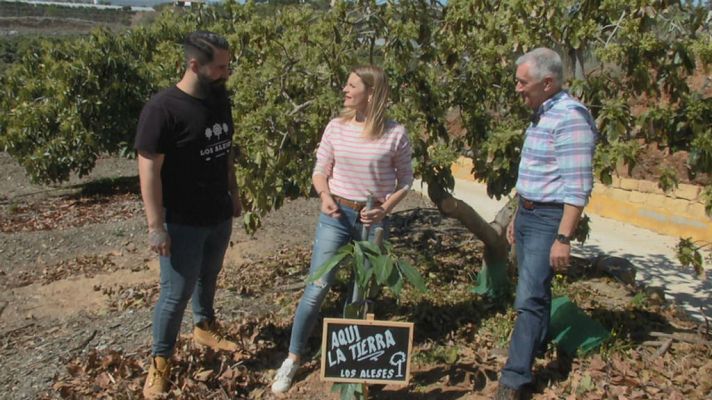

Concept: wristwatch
[[555, 234, 572, 244]]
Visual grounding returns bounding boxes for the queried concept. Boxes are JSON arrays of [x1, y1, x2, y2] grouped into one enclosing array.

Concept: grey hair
[[516, 48, 563, 86]]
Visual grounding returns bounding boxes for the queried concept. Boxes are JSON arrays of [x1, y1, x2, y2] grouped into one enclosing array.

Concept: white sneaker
[[271, 358, 299, 394]]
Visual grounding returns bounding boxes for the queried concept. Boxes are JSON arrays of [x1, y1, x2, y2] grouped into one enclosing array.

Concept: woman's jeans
[[288, 205, 387, 356], [152, 218, 232, 356], [500, 202, 563, 390]]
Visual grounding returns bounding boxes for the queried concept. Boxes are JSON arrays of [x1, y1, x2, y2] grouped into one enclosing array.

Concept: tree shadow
[[407, 363, 498, 391], [574, 242, 712, 322], [524, 305, 678, 397], [235, 320, 296, 372], [69, 175, 140, 197], [379, 296, 508, 344], [529, 352, 575, 397], [241, 206, 512, 389], [588, 307, 674, 343], [240, 291, 507, 388], [242, 206, 642, 394]]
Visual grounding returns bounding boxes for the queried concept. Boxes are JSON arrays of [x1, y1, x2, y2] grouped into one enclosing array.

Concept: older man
[[496, 48, 597, 399]]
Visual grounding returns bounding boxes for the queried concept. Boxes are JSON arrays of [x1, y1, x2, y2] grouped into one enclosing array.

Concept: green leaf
[[444, 346, 459, 364], [343, 302, 362, 319], [332, 383, 364, 400], [373, 255, 394, 285], [358, 263, 374, 290], [356, 240, 381, 256], [573, 214, 590, 244], [657, 165, 678, 193], [307, 244, 351, 284], [353, 241, 365, 270], [387, 267, 404, 297], [397, 259, 427, 292], [352, 241, 367, 288], [576, 374, 595, 395]]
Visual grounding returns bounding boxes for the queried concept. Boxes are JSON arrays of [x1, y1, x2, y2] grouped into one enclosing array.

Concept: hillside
[[0, 0, 152, 35]]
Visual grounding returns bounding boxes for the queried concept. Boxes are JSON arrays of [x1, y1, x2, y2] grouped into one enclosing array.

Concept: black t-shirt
[[135, 86, 234, 226]]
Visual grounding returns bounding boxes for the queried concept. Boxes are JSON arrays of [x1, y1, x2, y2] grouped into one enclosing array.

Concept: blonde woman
[[271, 65, 413, 394]]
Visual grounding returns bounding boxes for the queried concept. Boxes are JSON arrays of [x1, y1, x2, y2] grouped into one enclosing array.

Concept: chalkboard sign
[[320, 317, 414, 385]]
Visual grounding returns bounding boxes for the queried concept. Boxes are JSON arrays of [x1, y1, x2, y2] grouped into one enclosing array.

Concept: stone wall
[[587, 177, 710, 242]]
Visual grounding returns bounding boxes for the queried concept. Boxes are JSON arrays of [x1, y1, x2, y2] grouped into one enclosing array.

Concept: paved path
[[414, 178, 711, 322]]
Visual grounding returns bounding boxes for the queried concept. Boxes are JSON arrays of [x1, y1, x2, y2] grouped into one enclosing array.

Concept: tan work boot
[[143, 356, 170, 399], [193, 319, 238, 352]]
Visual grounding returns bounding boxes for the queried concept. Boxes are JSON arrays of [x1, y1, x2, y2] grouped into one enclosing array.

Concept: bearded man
[[134, 31, 242, 399]]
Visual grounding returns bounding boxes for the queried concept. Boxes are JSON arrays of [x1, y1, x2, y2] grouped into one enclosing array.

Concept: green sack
[[471, 251, 512, 301], [549, 296, 609, 355], [469, 251, 608, 355]]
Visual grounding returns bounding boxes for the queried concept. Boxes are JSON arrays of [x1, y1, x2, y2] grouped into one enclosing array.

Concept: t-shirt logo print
[[201, 122, 231, 161], [204, 123, 230, 141]]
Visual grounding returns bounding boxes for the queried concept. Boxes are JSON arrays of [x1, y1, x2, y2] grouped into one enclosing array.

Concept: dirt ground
[[1, 152, 711, 400], [0, 151, 433, 399]]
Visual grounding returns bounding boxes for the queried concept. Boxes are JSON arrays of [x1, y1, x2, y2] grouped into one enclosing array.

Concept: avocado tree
[[427, 0, 712, 278], [1, 0, 710, 272]]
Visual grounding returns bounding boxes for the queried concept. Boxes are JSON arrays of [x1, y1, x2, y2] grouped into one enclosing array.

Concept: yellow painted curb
[[586, 186, 711, 242]]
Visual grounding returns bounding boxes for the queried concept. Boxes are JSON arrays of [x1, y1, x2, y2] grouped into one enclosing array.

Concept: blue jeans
[[500, 203, 563, 389], [152, 218, 232, 356], [288, 205, 387, 356]]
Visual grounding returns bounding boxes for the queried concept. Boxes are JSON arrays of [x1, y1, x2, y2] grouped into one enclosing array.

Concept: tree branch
[[289, 100, 315, 116], [426, 177, 512, 255], [604, 11, 626, 48]]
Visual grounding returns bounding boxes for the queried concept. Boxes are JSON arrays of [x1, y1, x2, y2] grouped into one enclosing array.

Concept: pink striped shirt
[[313, 118, 413, 202]]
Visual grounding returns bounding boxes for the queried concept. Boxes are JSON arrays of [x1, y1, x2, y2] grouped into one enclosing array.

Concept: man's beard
[[197, 73, 228, 98]]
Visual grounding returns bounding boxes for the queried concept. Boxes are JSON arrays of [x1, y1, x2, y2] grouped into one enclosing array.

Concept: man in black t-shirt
[[135, 31, 242, 399]]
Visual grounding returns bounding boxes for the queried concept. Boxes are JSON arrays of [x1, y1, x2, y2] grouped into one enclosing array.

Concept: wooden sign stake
[[364, 313, 374, 399]]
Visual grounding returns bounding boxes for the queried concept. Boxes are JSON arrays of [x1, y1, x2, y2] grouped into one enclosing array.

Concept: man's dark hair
[[183, 31, 229, 65]]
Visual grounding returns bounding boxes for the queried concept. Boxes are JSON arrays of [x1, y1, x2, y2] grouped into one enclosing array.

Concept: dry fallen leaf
[[193, 369, 213, 382]]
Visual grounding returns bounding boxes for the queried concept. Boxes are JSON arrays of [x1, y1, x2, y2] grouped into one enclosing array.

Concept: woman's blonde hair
[[339, 65, 390, 139]]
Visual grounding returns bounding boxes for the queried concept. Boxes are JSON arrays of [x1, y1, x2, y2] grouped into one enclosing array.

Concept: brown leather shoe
[[143, 356, 170, 399], [494, 383, 520, 400], [193, 320, 238, 352]]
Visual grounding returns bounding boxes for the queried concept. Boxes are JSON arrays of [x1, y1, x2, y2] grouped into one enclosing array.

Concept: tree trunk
[[427, 178, 515, 299], [567, 47, 585, 81]]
